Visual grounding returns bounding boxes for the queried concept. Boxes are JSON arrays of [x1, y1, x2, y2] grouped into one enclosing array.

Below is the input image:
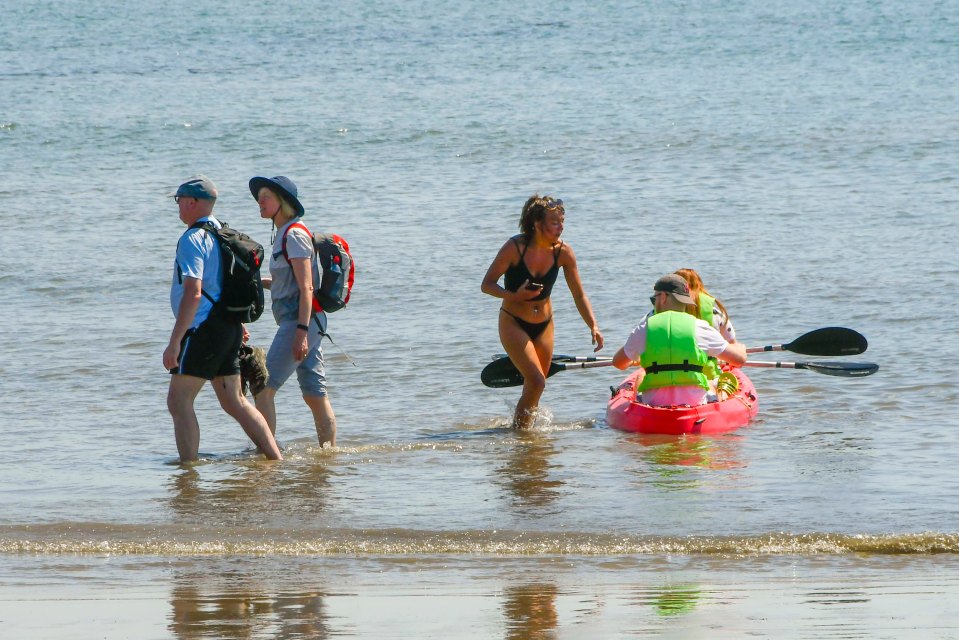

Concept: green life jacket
[[698, 293, 715, 324], [638, 311, 710, 392], [698, 293, 720, 380]]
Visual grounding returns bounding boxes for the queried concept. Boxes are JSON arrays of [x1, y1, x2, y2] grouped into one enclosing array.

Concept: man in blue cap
[[163, 175, 282, 462]]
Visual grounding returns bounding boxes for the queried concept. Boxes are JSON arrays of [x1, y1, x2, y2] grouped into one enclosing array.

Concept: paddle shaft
[[495, 327, 865, 362], [554, 360, 877, 376], [743, 360, 878, 377], [547, 358, 877, 376], [551, 359, 615, 373]]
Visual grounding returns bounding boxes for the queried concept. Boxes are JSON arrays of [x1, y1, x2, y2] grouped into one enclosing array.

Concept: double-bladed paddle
[[481, 356, 878, 388], [481, 327, 875, 388]]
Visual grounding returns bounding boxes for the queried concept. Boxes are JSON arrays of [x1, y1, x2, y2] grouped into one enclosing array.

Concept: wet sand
[[3, 554, 958, 639]]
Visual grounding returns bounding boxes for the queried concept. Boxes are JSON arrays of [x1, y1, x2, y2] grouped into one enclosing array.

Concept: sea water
[[1, 0, 958, 637]]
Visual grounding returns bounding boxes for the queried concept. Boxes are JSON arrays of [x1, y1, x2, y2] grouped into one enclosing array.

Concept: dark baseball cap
[[170, 175, 218, 200], [653, 273, 695, 304]]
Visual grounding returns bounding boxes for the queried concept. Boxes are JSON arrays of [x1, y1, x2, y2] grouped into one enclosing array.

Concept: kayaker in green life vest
[[611, 274, 747, 407], [675, 268, 738, 383], [675, 268, 736, 343]]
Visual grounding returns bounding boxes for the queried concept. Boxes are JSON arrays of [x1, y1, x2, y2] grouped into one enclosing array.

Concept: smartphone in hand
[[526, 282, 544, 291]]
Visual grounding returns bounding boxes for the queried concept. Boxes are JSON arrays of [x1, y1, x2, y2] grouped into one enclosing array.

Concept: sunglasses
[[543, 197, 563, 210]]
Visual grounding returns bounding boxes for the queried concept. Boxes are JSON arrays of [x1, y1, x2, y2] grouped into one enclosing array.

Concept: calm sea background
[[2, 0, 958, 637]]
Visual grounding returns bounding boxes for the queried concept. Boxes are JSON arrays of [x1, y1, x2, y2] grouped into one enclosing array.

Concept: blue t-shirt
[[170, 216, 222, 329]]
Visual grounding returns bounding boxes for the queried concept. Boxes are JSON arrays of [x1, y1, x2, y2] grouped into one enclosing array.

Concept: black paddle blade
[[801, 361, 879, 377], [481, 358, 565, 388], [481, 358, 524, 388], [786, 327, 868, 356]]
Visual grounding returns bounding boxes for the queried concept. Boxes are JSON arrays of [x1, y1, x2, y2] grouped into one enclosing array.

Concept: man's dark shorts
[[169, 313, 242, 380]]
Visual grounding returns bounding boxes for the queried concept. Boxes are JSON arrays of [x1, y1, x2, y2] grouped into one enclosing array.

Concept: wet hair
[[675, 268, 731, 323], [519, 194, 564, 241]]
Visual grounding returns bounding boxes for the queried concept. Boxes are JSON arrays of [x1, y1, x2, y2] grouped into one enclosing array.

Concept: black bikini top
[[503, 237, 562, 301]]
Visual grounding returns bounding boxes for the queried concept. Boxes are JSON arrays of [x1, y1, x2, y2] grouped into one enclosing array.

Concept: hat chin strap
[[269, 202, 283, 243]]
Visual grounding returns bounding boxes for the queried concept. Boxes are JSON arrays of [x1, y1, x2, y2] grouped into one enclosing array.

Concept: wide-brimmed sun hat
[[249, 175, 304, 216]]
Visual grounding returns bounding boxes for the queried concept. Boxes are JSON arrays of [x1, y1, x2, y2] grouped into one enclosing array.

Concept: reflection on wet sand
[[494, 432, 563, 510], [649, 583, 701, 616], [502, 582, 559, 640], [3, 553, 958, 638], [169, 571, 333, 639], [167, 459, 332, 526]]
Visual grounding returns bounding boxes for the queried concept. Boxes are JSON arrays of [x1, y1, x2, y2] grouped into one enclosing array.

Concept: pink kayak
[[606, 367, 759, 435]]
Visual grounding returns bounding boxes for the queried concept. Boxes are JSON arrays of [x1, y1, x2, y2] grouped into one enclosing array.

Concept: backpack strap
[[280, 221, 312, 263], [310, 316, 357, 366], [280, 220, 323, 317], [179, 221, 218, 304]]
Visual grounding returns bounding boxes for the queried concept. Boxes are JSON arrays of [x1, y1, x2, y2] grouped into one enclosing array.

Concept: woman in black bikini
[[481, 194, 604, 428]]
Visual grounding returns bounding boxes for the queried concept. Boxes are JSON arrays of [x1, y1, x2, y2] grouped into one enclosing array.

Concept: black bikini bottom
[[501, 308, 553, 341]]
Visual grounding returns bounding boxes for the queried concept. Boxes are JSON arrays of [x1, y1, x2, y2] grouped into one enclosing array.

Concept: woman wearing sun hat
[[249, 175, 336, 448]]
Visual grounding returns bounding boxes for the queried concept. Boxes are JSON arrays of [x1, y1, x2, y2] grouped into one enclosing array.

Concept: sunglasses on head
[[540, 197, 563, 210]]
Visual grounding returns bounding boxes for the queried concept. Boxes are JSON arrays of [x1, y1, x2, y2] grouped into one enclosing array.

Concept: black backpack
[[185, 221, 265, 323]]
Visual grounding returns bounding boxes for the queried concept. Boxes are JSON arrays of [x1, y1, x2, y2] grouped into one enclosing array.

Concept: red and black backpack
[[281, 222, 354, 313]]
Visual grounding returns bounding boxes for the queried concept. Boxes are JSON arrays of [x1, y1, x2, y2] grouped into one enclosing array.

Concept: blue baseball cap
[[249, 175, 305, 216], [170, 175, 218, 200]]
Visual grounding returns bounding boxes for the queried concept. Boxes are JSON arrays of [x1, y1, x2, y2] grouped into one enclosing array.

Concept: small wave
[[2, 527, 957, 557], [162, 450, 271, 466], [521, 409, 595, 434], [420, 414, 594, 441], [420, 419, 513, 440], [319, 441, 467, 456], [165, 439, 473, 466]]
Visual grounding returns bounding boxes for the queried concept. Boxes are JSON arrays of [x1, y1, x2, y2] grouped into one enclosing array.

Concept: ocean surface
[[2, 0, 958, 637]]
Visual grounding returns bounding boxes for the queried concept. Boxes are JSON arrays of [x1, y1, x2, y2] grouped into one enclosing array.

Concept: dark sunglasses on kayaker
[[542, 197, 563, 210]]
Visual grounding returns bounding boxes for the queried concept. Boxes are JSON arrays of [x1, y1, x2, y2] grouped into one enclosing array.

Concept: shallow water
[[1, 0, 958, 636]]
